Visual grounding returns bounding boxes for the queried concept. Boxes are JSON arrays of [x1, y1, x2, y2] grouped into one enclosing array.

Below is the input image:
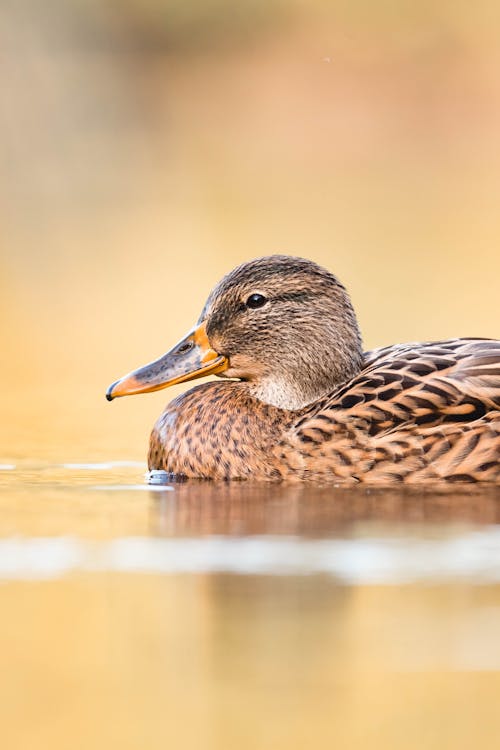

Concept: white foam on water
[[0, 529, 500, 583], [89, 484, 174, 492], [61, 461, 146, 470]]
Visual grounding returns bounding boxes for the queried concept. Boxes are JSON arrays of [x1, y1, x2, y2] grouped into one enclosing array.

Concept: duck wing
[[314, 338, 500, 433], [286, 339, 500, 482]]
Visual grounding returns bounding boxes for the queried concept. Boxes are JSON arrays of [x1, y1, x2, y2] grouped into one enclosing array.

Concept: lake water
[[2, 461, 500, 749]]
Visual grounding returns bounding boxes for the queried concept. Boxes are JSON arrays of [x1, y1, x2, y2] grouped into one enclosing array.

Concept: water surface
[[1, 463, 500, 750]]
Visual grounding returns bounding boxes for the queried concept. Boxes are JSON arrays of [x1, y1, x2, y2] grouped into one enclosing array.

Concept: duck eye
[[246, 293, 267, 309]]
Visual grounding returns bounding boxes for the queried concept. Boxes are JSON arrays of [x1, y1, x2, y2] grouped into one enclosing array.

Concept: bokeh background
[[1, 0, 499, 462], [2, 6, 500, 750]]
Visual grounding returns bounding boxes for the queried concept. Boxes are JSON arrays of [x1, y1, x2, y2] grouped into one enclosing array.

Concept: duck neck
[[245, 377, 312, 411], [227, 315, 365, 410], [245, 354, 363, 411]]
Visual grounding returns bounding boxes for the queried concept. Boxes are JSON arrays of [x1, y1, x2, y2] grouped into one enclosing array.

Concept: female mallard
[[107, 255, 500, 483]]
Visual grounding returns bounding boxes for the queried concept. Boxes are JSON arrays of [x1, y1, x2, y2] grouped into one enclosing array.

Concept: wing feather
[[314, 338, 500, 434], [282, 339, 500, 482]]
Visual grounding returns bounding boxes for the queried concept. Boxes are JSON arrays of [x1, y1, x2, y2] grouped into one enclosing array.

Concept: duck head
[[106, 255, 363, 410]]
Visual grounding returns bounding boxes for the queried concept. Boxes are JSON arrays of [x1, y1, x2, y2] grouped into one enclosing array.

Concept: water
[[1, 462, 500, 750]]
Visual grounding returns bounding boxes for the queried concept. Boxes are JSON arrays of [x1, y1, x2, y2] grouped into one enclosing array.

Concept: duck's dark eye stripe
[[243, 290, 315, 311], [273, 291, 316, 303]]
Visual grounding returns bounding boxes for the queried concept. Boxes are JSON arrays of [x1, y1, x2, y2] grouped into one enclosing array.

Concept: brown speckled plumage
[[111, 255, 500, 483], [148, 381, 296, 480]]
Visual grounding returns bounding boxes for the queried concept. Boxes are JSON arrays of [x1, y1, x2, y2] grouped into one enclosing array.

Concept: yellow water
[[2, 461, 500, 750], [2, 1, 500, 747]]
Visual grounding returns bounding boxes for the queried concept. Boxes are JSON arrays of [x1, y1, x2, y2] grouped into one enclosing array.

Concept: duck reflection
[[150, 482, 500, 538]]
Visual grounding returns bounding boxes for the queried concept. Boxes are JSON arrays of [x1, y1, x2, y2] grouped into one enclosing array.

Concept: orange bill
[[106, 321, 228, 400]]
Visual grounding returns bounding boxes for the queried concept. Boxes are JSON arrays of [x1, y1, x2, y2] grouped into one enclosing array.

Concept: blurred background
[[2, 5, 500, 750], [1, 0, 499, 460]]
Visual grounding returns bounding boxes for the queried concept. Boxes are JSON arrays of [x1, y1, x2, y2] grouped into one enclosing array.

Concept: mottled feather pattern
[[283, 339, 500, 482], [140, 256, 500, 484], [149, 382, 295, 481], [149, 338, 500, 483]]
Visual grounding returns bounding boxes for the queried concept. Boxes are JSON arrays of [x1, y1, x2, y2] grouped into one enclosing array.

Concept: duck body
[[148, 338, 500, 483], [107, 256, 500, 484], [148, 381, 294, 480]]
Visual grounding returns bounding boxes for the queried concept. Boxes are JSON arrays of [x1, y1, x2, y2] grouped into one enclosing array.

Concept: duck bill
[[106, 321, 228, 401]]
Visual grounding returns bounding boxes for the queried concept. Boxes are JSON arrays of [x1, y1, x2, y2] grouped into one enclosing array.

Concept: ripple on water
[[61, 461, 146, 470], [88, 484, 173, 492]]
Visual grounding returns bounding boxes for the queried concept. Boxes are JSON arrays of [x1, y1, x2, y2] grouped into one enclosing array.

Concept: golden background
[[1, 0, 499, 462], [1, 6, 500, 748]]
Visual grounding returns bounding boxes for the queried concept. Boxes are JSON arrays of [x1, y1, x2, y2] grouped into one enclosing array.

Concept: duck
[[106, 255, 500, 483]]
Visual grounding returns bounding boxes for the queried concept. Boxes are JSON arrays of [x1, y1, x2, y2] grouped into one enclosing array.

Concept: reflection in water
[[1, 466, 500, 750], [152, 481, 500, 537]]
